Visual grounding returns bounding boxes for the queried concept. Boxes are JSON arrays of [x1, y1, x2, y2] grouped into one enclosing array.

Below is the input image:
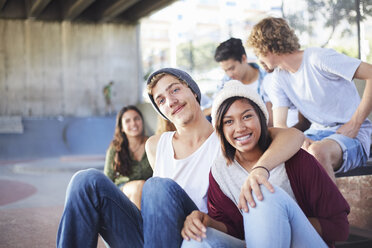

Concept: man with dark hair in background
[[205, 37, 309, 130]]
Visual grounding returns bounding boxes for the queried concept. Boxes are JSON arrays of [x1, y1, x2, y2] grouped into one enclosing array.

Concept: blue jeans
[[56, 169, 143, 248], [142, 177, 198, 248], [181, 186, 327, 248]]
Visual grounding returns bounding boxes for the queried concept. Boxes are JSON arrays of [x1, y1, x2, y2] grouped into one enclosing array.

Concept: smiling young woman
[[181, 80, 350, 248], [103, 105, 153, 209]]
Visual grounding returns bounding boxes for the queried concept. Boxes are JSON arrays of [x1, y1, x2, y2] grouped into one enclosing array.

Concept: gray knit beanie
[[146, 68, 201, 120], [211, 80, 269, 127]]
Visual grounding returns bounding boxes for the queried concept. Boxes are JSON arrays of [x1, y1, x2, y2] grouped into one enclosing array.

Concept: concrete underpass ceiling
[[0, 0, 176, 23]]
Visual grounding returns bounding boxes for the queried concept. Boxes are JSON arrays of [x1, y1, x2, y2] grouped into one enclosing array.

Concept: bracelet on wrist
[[250, 166, 270, 179]]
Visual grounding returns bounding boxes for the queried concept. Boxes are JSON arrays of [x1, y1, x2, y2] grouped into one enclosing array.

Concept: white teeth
[[235, 134, 251, 141]]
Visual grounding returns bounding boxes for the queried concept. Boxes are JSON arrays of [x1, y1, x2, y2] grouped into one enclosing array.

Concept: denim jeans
[[304, 128, 368, 173], [181, 186, 327, 248], [142, 177, 198, 248], [56, 169, 143, 248]]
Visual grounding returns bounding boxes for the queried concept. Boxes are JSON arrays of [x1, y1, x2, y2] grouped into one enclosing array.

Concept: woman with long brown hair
[[104, 105, 152, 209]]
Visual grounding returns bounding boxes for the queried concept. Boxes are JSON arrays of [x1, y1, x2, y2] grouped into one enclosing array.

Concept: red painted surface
[[0, 206, 106, 248], [0, 179, 37, 206]]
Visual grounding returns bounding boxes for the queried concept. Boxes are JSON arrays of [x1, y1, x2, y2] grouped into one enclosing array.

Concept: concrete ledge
[[335, 175, 372, 247], [336, 174, 372, 230], [336, 150, 372, 177], [0, 116, 115, 160], [336, 163, 372, 177], [12, 157, 105, 174], [0, 116, 23, 134], [335, 226, 372, 247]]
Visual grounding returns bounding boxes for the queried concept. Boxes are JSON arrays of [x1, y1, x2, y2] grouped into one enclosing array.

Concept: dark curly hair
[[214, 37, 246, 63], [111, 105, 145, 177], [247, 17, 300, 56]]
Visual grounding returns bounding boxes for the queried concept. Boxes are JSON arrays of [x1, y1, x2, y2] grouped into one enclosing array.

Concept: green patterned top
[[104, 145, 153, 186]]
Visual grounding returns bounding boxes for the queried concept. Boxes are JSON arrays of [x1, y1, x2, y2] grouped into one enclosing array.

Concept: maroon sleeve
[[207, 171, 244, 240], [286, 149, 350, 246]]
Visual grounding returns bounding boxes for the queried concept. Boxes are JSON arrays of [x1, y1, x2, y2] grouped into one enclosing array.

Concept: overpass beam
[[64, 0, 95, 21], [28, 0, 52, 18], [101, 0, 140, 22], [0, 0, 7, 11]]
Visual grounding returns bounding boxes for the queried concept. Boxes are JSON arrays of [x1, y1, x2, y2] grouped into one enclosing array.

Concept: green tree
[[176, 41, 218, 72], [283, 0, 372, 48]]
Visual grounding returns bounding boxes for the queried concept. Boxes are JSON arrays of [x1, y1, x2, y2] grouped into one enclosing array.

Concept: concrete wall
[[0, 19, 142, 117]]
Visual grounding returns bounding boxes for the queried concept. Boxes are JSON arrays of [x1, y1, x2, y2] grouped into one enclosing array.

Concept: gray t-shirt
[[266, 47, 372, 155], [267, 47, 361, 127], [262, 72, 299, 127]]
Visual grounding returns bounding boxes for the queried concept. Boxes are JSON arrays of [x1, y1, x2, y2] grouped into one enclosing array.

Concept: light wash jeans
[[304, 124, 370, 173], [181, 186, 328, 248], [56, 169, 143, 248], [141, 177, 198, 248]]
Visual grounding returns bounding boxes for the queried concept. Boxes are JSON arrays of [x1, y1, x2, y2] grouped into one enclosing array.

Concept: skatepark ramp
[[0, 116, 116, 160]]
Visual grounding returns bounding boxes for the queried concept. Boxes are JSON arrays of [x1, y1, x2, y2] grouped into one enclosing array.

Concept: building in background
[[140, 0, 372, 99], [140, 0, 282, 97]]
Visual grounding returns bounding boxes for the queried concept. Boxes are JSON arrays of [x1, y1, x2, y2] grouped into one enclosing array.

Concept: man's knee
[[307, 143, 329, 164], [68, 169, 105, 193], [307, 141, 342, 170], [143, 177, 178, 195], [142, 177, 182, 208], [307, 142, 322, 156]]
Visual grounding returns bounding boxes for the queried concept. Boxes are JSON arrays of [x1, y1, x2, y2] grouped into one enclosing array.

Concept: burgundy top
[[207, 149, 350, 247]]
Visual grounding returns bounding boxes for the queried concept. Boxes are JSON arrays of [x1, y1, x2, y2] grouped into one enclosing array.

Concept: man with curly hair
[[247, 17, 372, 181]]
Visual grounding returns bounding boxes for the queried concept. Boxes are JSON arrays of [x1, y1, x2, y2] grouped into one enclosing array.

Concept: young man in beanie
[[56, 68, 304, 248], [247, 17, 372, 181], [141, 68, 304, 247]]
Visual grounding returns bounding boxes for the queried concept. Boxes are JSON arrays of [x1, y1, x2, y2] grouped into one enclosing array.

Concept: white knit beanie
[[211, 80, 269, 127]]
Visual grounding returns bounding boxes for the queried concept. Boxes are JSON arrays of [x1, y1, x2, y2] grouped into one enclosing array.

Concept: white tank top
[[154, 131, 221, 213]]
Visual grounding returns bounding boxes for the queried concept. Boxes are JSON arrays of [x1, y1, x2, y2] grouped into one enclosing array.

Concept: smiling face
[[222, 99, 261, 154], [152, 74, 199, 126], [121, 109, 143, 138]]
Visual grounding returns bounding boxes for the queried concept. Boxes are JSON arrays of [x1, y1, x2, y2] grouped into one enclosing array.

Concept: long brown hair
[[215, 97, 271, 164], [111, 105, 145, 176]]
